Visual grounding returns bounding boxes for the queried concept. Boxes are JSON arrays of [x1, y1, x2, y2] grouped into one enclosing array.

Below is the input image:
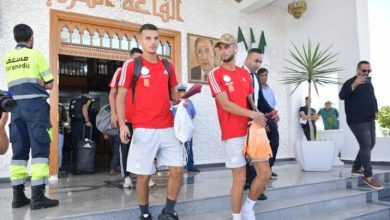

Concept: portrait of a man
[[188, 34, 220, 83]]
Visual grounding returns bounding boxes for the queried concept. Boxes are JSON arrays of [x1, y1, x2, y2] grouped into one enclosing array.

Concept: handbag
[[242, 123, 273, 160], [95, 104, 119, 136]]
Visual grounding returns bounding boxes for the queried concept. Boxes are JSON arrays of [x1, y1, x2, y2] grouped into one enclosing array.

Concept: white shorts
[[127, 127, 184, 175], [223, 136, 247, 168]]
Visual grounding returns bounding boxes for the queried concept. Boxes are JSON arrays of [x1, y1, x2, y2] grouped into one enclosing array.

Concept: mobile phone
[[366, 76, 371, 83], [124, 132, 131, 141]]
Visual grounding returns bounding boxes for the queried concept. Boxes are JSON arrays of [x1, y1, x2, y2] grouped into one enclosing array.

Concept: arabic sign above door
[[46, 0, 184, 23]]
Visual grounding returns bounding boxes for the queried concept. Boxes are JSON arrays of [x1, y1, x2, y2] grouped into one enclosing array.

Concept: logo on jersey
[[141, 67, 150, 75], [223, 75, 231, 83], [163, 70, 168, 75]]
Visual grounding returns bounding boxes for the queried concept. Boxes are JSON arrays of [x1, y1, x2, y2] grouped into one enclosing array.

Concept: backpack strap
[[131, 57, 173, 103], [161, 58, 172, 98], [132, 57, 142, 103]]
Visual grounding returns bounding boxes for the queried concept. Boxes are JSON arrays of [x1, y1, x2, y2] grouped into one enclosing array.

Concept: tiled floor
[[0, 162, 389, 220]]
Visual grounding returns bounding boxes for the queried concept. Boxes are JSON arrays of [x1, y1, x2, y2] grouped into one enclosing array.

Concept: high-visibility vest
[[3, 45, 53, 100]]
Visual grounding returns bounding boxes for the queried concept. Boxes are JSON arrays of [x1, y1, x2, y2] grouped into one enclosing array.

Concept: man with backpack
[[108, 47, 142, 187], [116, 24, 183, 220]]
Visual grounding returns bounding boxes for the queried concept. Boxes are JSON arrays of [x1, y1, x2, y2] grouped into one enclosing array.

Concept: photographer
[[0, 112, 9, 155], [3, 24, 58, 210]]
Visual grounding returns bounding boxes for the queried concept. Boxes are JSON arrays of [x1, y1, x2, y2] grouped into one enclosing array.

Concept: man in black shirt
[[339, 60, 382, 190], [299, 97, 319, 140]]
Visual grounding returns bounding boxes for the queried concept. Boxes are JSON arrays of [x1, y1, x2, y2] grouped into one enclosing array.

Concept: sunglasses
[[360, 69, 372, 73]]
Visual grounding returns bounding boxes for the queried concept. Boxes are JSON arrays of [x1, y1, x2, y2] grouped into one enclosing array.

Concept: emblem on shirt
[[242, 77, 246, 82], [163, 70, 168, 75], [223, 75, 231, 83], [141, 67, 149, 75]]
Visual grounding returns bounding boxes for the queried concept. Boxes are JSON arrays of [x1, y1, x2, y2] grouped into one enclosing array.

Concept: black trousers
[[267, 120, 279, 168], [302, 125, 317, 141], [349, 121, 376, 177], [120, 123, 133, 177]]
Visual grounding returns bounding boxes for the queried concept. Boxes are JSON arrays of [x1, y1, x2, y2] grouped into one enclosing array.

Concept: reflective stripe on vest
[[3, 47, 53, 100]]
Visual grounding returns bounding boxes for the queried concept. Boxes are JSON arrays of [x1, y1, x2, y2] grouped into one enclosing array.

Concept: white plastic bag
[[174, 100, 195, 143]]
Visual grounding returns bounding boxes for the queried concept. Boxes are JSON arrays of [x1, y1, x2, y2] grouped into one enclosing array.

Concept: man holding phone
[[339, 60, 382, 190]]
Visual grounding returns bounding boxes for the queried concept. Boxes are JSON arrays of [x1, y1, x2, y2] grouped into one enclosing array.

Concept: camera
[[0, 90, 17, 114]]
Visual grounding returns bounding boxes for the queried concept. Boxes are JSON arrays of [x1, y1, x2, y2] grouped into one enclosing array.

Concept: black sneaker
[[271, 172, 278, 179], [158, 208, 179, 220], [257, 193, 268, 201], [140, 213, 152, 220]]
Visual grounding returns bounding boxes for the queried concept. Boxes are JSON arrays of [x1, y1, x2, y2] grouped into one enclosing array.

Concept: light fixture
[[288, 0, 307, 19]]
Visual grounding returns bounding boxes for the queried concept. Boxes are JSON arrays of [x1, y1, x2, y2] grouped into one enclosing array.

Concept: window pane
[[112, 34, 120, 49], [60, 26, 70, 43], [121, 35, 129, 50], [71, 29, 81, 44], [164, 42, 171, 56], [82, 29, 91, 45], [157, 41, 163, 54], [92, 32, 100, 46], [102, 32, 110, 47], [130, 37, 138, 50]]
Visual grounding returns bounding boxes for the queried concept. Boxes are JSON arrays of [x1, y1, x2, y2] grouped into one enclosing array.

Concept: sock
[[242, 197, 256, 212], [165, 198, 177, 214], [232, 213, 241, 220], [139, 204, 149, 216]]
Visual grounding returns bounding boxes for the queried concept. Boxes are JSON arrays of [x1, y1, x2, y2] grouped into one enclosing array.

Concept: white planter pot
[[318, 129, 345, 166], [295, 140, 336, 171]]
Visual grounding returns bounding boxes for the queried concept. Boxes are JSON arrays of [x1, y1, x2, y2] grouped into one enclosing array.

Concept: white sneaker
[[149, 179, 156, 187], [123, 176, 133, 188], [241, 209, 256, 220]]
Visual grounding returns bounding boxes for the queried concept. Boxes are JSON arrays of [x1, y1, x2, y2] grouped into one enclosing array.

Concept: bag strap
[[162, 58, 172, 99], [131, 57, 173, 103], [131, 57, 143, 103]]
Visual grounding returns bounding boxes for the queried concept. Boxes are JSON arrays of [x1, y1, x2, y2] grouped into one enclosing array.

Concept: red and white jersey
[[208, 66, 253, 140], [118, 57, 178, 128], [109, 67, 133, 123]]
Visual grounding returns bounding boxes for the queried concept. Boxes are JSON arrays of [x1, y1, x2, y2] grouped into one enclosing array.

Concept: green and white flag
[[250, 28, 256, 49], [235, 27, 248, 67], [258, 30, 270, 68]]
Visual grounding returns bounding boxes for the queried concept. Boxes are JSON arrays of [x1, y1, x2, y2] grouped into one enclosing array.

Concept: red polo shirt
[[118, 57, 178, 128], [208, 66, 253, 140]]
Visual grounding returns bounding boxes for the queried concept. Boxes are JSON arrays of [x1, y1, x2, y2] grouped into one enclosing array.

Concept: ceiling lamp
[[288, 0, 307, 19]]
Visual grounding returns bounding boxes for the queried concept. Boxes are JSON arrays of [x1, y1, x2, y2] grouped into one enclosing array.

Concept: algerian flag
[[235, 27, 248, 67], [250, 28, 256, 49], [258, 30, 270, 68]]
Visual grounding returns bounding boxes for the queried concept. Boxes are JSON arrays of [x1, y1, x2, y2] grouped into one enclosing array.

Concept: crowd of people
[[0, 22, 383, 220]]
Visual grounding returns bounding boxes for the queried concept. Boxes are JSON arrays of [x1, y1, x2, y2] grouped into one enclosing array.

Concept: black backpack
[[69, 98, 85, 120], [131, 57, 172, 103]]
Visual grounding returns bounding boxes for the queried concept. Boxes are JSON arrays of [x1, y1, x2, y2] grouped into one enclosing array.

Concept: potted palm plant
[[281, 40, 342, 171]]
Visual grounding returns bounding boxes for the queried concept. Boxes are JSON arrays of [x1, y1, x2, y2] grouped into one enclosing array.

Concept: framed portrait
[[187, 33, 221, 84]]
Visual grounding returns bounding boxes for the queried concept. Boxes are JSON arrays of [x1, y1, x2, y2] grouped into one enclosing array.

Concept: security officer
[[3, 24, 58, 209]]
